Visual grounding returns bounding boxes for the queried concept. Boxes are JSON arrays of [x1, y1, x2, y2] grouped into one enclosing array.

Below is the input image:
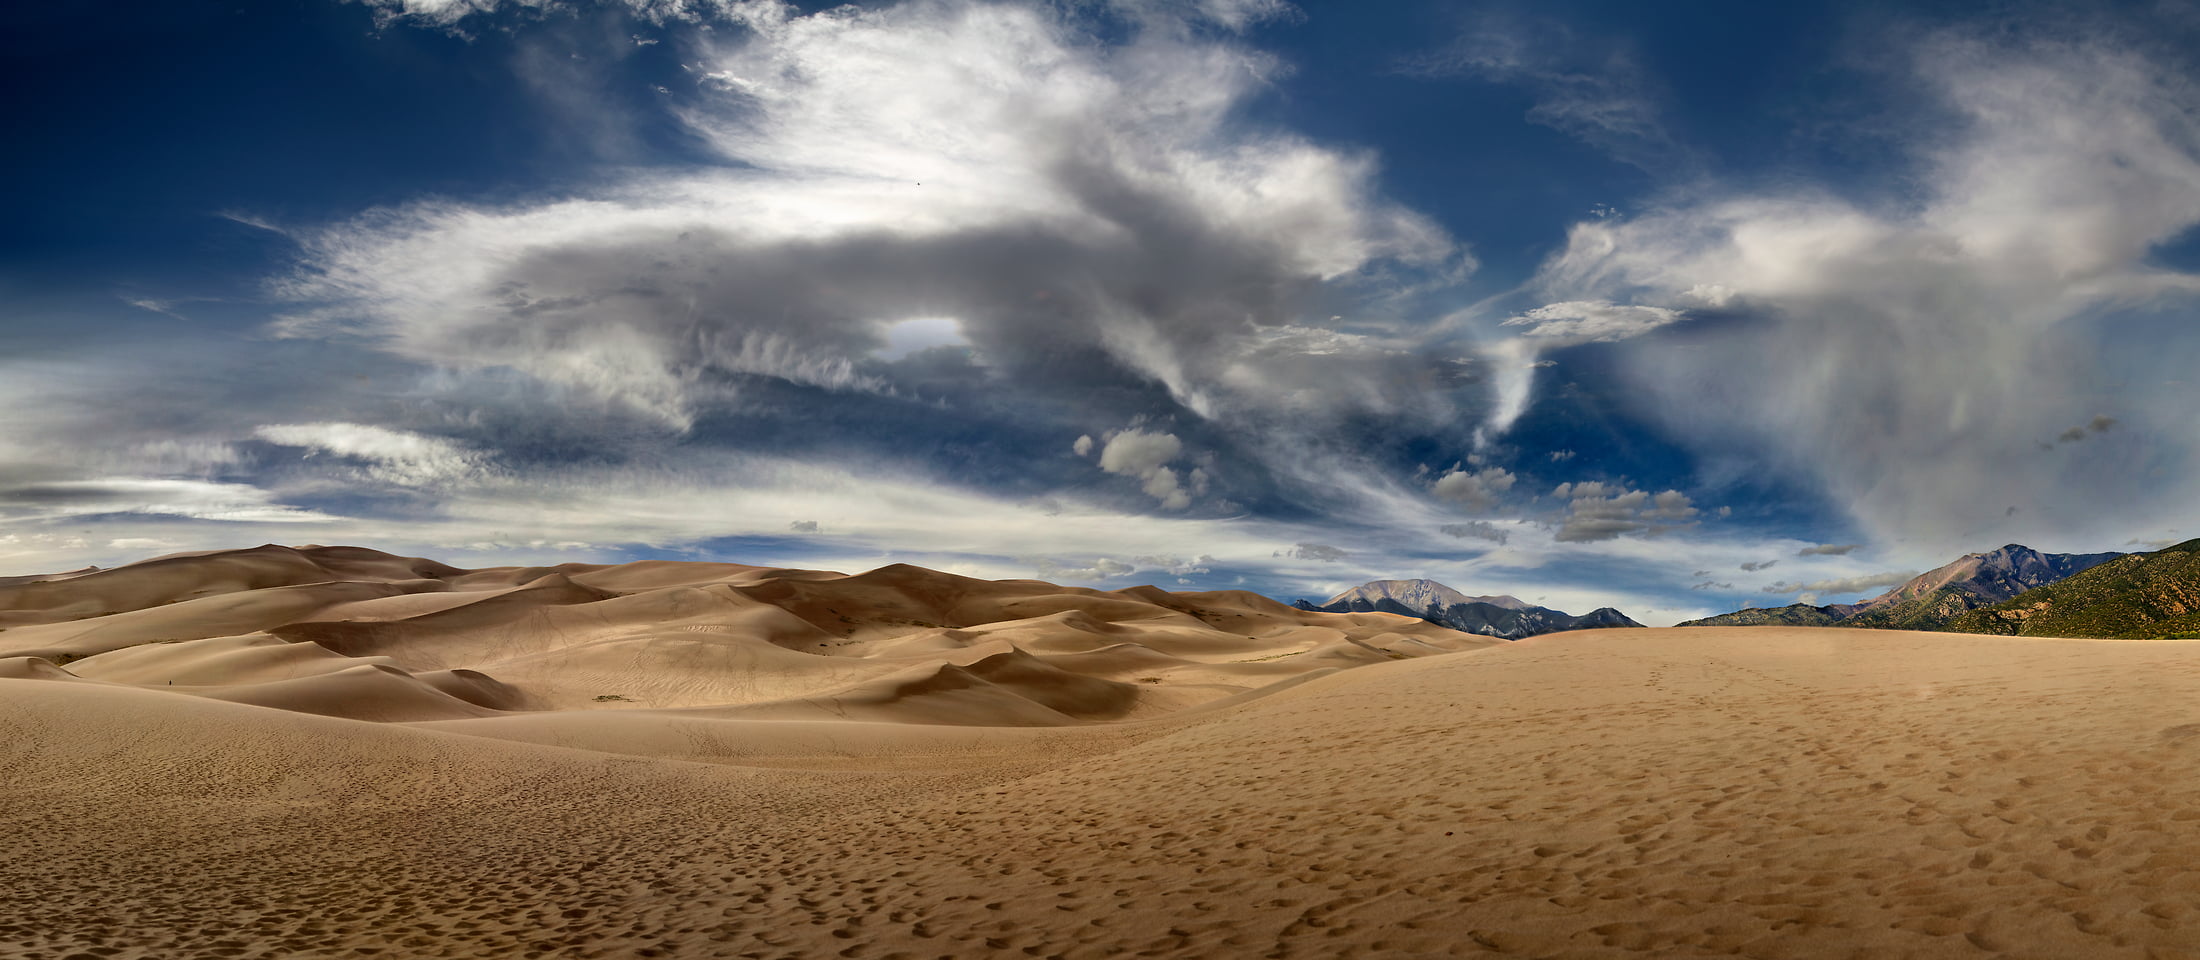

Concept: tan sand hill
[[0, 545, 1489, 723], [11, 548, 2200, 957]]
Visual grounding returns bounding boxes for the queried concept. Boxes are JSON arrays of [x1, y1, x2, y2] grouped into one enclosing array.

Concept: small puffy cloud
[[1072, 434, 1094, 457], [788, 520, 819, 533], [1762, 571, 1920, 596], [1439, 521, 1509, 545], [1099, 429, 1191, 510], [1549, 449, 1575, 461], [1550, 480, 1698, 542], [1431, 466, 1516, 511], [1281, 542, 1347, 562], [1797, 543, 1859, 557], [1502, 300, 1685, 343], [254, 422, 485, 486], [1690, 580, 1733, 591], [1739, 559, 1778, 572], [1098, 429, 1182, 476]]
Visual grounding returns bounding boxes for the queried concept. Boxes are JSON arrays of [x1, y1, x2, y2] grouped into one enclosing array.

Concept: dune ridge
[[0, 544, 1492, 728]]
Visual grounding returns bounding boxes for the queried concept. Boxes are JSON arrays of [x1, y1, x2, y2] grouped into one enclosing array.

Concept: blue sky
[[5, 0, 2197, 623]]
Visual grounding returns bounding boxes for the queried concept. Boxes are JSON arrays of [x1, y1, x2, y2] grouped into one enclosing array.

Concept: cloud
[[254, 422, 487, 487], [1402, 13, 1689, 174], [2053, 414, 2118, 444], [1098, 428, 1192, 510], [0, 478, 339, 524], [788, 519, 818, 533], [1032, 556, 1138, 581], [1431, 466, 1516, 511], [1689, 580, 1733, 591], [1283, 542, 1347, 562], [1132, 553, 1215, 575], [281, 0, 1456, 442], [1439, 521, 1508, 545], [1762, 571, 1920, 597], [1519, 26, 2200, 555], [1477, 300, 1686, 440], [1797, 543, 1859, 557], [1739, 559, 1778, 572], [1072, 434, 1095, 457], [1501, 300, 1685, 342], [1549, 480, 1697, 542]]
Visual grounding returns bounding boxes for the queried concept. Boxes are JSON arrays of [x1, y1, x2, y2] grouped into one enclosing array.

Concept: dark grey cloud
[[1796, 543, 1859, 557], [1439, 521, 1508, 545], [1549, 481, 1698, 543]]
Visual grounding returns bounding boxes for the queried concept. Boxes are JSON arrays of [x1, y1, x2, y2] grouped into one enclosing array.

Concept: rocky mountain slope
[[1943, 539, 2200, 639], [1681, 544, 2122, 631], [1839, 544, 2123, 630], [1676, 602, 1860, 628], [1295, 578, 1642, 639]]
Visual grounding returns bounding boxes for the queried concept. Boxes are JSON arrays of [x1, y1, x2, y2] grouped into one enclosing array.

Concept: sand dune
[[11, 547, 2200, 957], [0, 544, 1485, 724]]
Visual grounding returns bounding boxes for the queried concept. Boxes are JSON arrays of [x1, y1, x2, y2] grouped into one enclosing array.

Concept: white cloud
[[1284, 542, 1347, 562], [1032, 556, 1139, 581], [1098, 428, 1192, 510], [1478, 300, 1685, 439], [1072, 434, 1095, 457], [286, 0, 1454, 434], [1501, 300, 1684, 342], [877, 316, 967, 360], [1519, 29, 2200, 556], [0, 478, 338, 524], [255, 422, 486, 487], [1132, 553, 1216, 575]]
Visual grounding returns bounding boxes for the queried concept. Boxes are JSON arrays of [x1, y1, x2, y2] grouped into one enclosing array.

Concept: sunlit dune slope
[[0, 543, 1494, 725]]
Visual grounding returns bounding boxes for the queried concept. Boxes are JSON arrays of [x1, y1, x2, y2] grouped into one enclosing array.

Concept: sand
[[8, 547, 2200, 958]]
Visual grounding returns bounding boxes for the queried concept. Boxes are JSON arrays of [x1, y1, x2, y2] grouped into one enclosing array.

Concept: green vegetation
[[1942, 540, 2200, 639]]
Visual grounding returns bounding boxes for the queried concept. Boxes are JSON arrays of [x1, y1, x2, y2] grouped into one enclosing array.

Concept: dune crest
[[0, 544, 1494, 729]]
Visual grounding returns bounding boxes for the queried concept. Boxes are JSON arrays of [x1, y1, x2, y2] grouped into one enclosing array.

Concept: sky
[[5, 0, 2199, 624]]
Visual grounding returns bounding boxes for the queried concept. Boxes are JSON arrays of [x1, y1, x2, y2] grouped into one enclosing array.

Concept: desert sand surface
[[9, 548, 2200, 958]]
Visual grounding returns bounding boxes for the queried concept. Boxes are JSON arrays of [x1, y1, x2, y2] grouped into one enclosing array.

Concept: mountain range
[[1943, 539, 2200, 639], [1681, 543, 2129, 631], [1294, 579, 1643, 639]]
